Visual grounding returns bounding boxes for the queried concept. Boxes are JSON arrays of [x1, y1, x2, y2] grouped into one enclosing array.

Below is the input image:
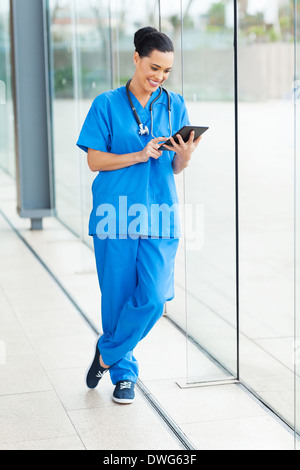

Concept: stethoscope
[[126, 79, 172, 138]]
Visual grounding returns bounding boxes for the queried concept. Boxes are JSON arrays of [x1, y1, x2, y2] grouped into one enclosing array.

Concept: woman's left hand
[[163, 131, 202, 174]]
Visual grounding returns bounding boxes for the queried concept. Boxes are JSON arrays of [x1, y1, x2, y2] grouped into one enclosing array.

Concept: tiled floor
[[0, 171, 296, 450], [0, 213, 182, 450]]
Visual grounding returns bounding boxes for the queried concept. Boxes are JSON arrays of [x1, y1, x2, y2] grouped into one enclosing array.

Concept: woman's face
[[133, 49, 174, 94]]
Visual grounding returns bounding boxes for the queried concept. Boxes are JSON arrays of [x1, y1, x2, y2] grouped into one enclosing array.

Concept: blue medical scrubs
[[77, 85, 190, 384]]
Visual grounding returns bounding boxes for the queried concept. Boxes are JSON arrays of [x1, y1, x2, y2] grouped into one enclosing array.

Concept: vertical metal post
[[10, 0, 53, 230], [158, 0, 161, 32], [108, 0, 114, 90], [293, 0, 298, 444], [233, 0, 240, 381]]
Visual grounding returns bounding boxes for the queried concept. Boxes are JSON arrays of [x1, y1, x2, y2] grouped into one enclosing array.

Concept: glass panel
[[182, 0, 238, 383], [238, 0, 295, 428], [75, 0, 111, 246], [296, 0, 300, 449], [158, 0, 186, 357], [110, 0, 159, 89], [0, 0, 15, 177], [48, 0, 82, 235], [48, 0, 111, 240], [159, 0, 182, 95]]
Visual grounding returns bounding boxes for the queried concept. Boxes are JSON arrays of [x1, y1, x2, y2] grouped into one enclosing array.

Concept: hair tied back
[[134, 26, 174, 58]]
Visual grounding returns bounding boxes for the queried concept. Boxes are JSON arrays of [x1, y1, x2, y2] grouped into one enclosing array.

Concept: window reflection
[[181, 0, 237, 382], [48, 0, 111, 241], [238, 0, 296, 429], [109, 0, 159, 88]]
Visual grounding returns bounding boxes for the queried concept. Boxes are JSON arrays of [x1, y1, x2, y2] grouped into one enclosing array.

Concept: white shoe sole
[[112, 395, 134, 404]]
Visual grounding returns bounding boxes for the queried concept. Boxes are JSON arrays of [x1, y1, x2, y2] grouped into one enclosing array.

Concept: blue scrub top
[[76, 85, 190, 239]]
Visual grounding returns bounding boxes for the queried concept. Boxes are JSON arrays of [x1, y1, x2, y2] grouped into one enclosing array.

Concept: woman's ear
[[133, 51, 140, 65]]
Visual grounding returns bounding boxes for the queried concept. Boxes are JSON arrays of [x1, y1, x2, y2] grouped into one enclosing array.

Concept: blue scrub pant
[[93, 235, 179, 385]]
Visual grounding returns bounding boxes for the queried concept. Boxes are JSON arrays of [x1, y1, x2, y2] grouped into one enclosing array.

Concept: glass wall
[[110, 0, 160, 88], [48, 0, 238, 384], [47, 0, 300, 436], [48, 0, 111, 242], [0, 0, 15, 177], [238, 0, 296, 429], [296, 0, 300, 447], [174, 0, 238, 383]]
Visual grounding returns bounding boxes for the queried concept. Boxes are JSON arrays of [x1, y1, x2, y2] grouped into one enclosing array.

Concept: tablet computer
[[159, 126, 209, 151]]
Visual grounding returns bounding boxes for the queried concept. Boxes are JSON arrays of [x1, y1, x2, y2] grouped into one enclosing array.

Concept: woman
[[77, 26, 201, 404]]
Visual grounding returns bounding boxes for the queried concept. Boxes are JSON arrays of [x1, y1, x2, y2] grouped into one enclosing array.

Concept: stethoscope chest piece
[[138, 123, 149, 136], [126, 79, 172, 139]]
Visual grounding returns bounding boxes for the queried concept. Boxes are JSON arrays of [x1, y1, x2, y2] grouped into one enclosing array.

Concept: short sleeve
[[76, 95, 112, 154]]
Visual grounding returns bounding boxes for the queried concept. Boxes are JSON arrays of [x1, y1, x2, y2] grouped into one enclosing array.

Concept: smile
[[148, 79, 161, 87]]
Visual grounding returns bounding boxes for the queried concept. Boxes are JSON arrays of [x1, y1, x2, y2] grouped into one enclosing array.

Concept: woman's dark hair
[[134, 26, 174, 58]]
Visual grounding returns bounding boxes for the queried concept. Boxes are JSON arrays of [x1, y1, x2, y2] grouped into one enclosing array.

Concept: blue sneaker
[[86, 341, 109, 389], [113, 380, 135, 404]]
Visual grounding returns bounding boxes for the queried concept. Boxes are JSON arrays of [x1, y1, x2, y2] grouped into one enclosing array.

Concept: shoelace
[[96, 369, 108, 379], [119, 381, 132, 390]]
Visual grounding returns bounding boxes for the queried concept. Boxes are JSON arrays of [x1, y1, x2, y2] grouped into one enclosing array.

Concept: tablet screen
[[159, 126, 209, 151]]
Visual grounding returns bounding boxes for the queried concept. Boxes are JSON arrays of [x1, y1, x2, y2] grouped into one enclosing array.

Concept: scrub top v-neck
[[76, 85, 190, 238]]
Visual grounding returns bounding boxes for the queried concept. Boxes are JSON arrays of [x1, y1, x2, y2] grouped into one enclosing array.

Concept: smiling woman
[[130, 26, 174, 102], [130, 49, 174, 106], [76, 25, 202, 405]]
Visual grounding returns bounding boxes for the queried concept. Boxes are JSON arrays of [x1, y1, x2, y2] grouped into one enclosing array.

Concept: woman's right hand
[[138, 137, 166, 163]]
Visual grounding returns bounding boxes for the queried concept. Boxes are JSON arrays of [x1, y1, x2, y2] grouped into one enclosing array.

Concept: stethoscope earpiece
[[126, 79, 172, 139]]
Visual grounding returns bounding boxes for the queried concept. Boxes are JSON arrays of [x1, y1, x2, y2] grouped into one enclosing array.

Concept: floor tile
[[143, 382, 268, 425], [0, 265, 54, 292], [181, 415, 294, 450], [13, 306, 91, 339], [47, 367, 144, 411], [68, 404, 183, 450], [0, 391, 77, 444], [0, 436, 85, 450], [0, 338, 52, 396], [3, 285, 73, 313], [29, 332, 96, 371]]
